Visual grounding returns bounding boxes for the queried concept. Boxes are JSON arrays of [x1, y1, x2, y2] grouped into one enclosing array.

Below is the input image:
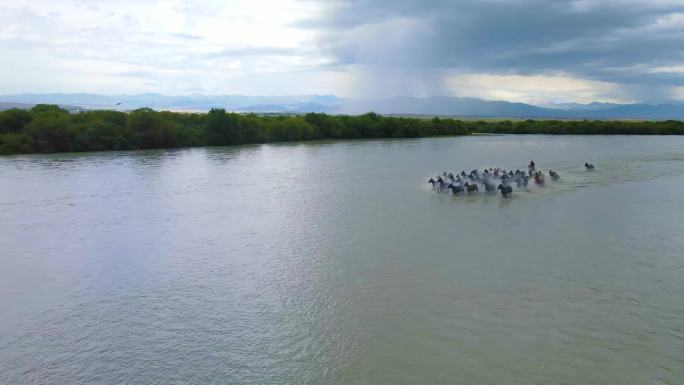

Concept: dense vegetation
[[0, 105, 468, 154], [475, 118, 684, 135], [1, 105, 683, 155]]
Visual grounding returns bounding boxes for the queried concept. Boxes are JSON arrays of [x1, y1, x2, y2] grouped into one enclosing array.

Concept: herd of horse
[[428, 161, 595, 197]]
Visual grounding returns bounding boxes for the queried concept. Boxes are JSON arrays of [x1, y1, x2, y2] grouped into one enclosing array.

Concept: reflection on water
[[1, 135, 683, 385]]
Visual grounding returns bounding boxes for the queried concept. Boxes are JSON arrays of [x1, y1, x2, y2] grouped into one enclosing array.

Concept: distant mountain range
[[1, 93, 683, 120]]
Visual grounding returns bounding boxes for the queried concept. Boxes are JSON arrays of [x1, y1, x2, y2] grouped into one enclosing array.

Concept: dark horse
[[464, 182, 479, 193], [447, 184, 464, 194], [497, 184, 513, 197], [585, 163, 595, 170]]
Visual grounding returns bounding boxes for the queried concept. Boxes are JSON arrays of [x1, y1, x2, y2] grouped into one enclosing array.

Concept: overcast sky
[[1, 0, 683, 104]]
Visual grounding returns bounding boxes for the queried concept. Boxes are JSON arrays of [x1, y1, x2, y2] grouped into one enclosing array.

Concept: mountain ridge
[[1, 93, 682, 120]]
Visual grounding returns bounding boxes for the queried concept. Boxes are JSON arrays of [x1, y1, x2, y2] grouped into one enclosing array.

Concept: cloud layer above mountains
[[1, 0, 683, 103]]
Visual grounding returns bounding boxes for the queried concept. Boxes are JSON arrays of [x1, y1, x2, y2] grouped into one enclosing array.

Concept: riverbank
[[1, 105, 683, 155]]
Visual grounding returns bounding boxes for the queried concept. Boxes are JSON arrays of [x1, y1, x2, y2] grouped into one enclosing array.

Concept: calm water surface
[[1, 135, 683, 384]]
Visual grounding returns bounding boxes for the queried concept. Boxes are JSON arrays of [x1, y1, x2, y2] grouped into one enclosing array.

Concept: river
[[1, 135, 683, 384]]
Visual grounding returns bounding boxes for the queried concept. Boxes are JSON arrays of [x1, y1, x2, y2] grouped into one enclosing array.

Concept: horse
[[428, 177, 447, 193], [436, 177, 448, 193], [464, 182, 479, 193], [447, 184, 464, 194], [483, 179, 496, 193], [549, 170, 560, 181], [497, 184, 513, 197], [515, 176, 528, 188], [585, 163, 595, 170]]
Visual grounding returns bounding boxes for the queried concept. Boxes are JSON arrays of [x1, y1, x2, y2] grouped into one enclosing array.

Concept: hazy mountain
[[580, 103, 684, 120], [540, 102, 620, 111], [0, 93, 342, 112], [338, 96, 559, 117], [1, 93, 682, 120], [0, 101, 83, 112], [0, 102, 36, 110], [337, 97, 684, 119]]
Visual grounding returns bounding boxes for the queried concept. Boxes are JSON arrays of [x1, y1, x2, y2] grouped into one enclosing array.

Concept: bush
[[1, 105, 682, 155]]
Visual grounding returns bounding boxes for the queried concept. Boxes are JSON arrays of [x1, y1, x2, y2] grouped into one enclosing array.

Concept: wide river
[[1, 135, 683, 384]]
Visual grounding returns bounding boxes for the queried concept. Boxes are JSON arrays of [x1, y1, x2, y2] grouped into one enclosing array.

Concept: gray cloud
[[2, 0, 683, 102], [304, 0, 684, 100]]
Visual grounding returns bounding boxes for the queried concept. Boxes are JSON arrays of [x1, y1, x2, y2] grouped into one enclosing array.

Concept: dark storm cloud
[[304, 0, 684, 94]]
